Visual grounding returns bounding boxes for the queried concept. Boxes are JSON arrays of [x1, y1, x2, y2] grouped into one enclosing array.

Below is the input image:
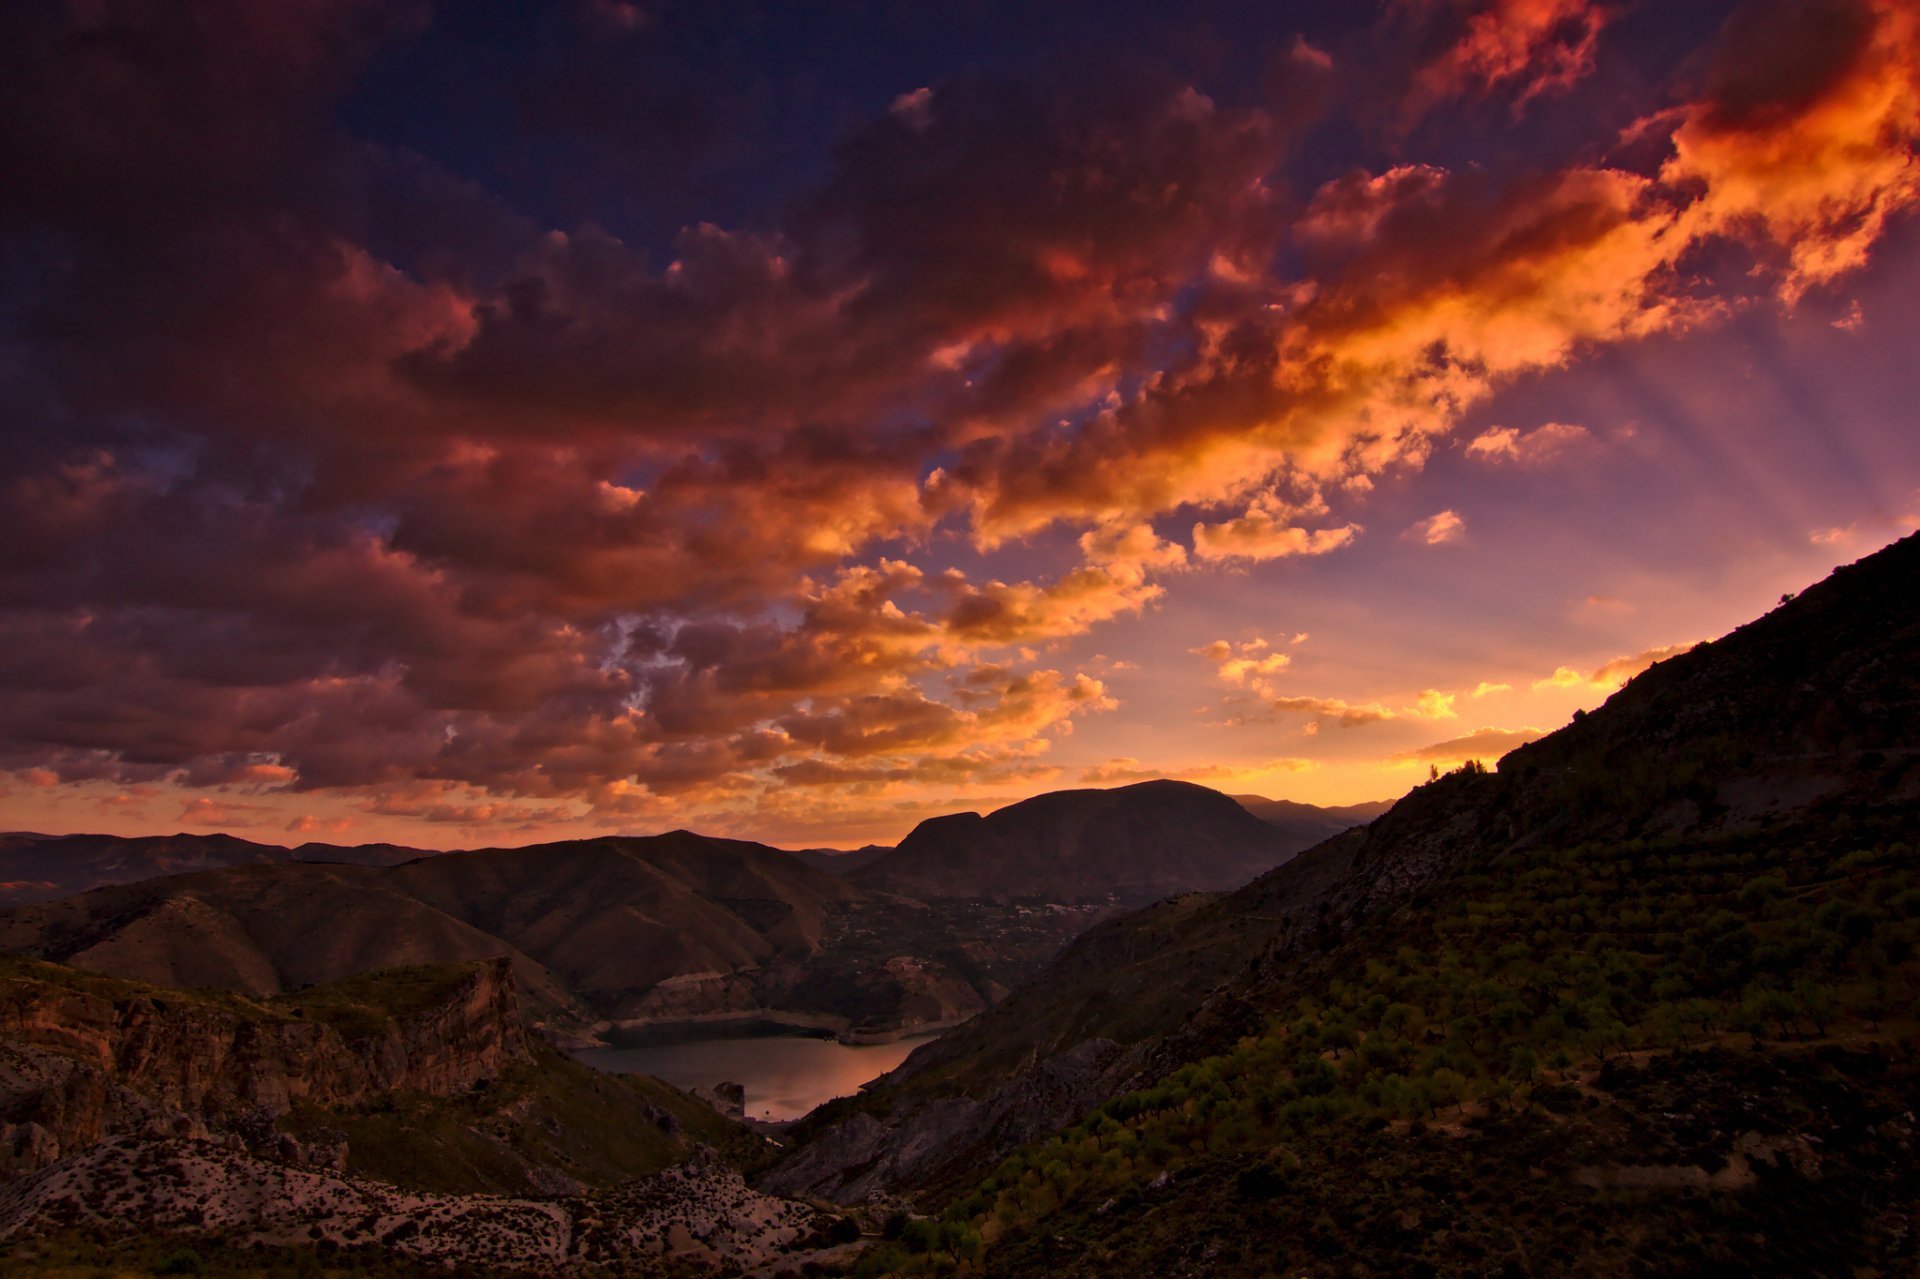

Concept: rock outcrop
[[0, 959, 528, 1178], [0, 1136, 851, 1274]]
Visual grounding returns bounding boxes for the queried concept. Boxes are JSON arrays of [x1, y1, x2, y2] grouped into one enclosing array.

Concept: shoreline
[[593, 1008, 974, 1048]]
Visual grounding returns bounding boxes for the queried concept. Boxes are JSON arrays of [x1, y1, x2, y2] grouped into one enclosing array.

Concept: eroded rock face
[[0, 1137, 846, 1275], [0, 960, 529, 1178]]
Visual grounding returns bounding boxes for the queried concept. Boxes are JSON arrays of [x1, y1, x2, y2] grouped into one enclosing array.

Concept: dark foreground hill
[[848, 779, 1328, 904], [763, 533, 1920, 1276]]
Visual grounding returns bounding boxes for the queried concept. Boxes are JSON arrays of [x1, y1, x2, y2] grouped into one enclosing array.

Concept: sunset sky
[[2, 0, 1917, 850]]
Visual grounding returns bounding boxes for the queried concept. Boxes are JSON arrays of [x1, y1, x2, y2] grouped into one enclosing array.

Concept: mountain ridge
[[0, 787, 1379, 1045]]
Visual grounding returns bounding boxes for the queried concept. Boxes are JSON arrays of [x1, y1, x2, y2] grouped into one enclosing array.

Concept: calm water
[[574, 1029, 942, 1121]]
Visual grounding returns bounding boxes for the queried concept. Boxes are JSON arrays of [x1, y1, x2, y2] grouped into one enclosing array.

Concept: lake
[[574, 1028, 943, 1121]]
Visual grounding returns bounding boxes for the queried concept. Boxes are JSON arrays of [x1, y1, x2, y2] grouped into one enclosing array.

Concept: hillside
[[763, 532, 1920, 1276], [849, 780, 1315, 904]]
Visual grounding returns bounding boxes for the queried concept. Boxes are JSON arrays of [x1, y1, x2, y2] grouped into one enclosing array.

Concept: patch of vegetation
[[847, 820, 1920, 1275], [272, 965, 481, 1041]]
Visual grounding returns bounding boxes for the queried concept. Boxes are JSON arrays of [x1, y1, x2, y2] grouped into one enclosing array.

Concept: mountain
[[1230, 794, 1393, 842], [782, 844, 894, 875], [848, 779, 1314, 904], [762, 532, 1920, 1277], [0, 831, 431, 907]]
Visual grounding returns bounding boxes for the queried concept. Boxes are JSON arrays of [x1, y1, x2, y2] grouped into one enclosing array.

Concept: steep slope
[[766, 531, 1920, 1207], [849, 779, 1303, 904]]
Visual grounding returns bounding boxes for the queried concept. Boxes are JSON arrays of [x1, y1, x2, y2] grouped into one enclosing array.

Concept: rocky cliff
[[0, 958, 529, 1178]]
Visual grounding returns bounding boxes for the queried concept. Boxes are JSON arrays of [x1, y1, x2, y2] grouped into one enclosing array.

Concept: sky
[[2, 0, 1917, 851]]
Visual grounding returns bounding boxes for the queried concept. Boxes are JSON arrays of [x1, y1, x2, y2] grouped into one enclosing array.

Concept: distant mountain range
[[0, 791, 1384, 1043], [780, 844, 894, 875], [0, 831, 431, 906]]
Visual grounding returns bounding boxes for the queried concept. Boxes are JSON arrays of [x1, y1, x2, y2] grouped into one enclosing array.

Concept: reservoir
[[574, 1027, 943, 1121]]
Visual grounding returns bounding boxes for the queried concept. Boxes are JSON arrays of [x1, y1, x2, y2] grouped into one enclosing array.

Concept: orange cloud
[[1532, 642, 1698, 691], [1078, 756, 1315, 785], [1663, 0, 1920, 305], [1192, 504, 1361, 563], [1465, 421, 1591, 464], [1407, 510, 1467, 545], [1394, 725, 1544, 763], [1264, 695, 1400, 727], [1193, 636, 1299, 698], [1403, 0, 1615, 119]]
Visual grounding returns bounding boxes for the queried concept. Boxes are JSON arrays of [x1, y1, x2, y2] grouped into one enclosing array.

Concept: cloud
[[1264, 696, 1400, 727], [1077, 756, 1314, 786], [1415, 689, 1459, 719], [1465, 422, 1592, 465], [1406, 510, 1467, 545], [1531, 642, 1698, 691], [1192, 509, 1362, 563], [1399, 0, 1615, 122], [178, 796, 275, 828], [1471, 681, 1511, 697], [1588, 643, 1696, 688], [287, 814, 354, 837], [1393, 725, 1544, 763], [1662, 0, 1920, 304], [1193, 638, 1294, 685]]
